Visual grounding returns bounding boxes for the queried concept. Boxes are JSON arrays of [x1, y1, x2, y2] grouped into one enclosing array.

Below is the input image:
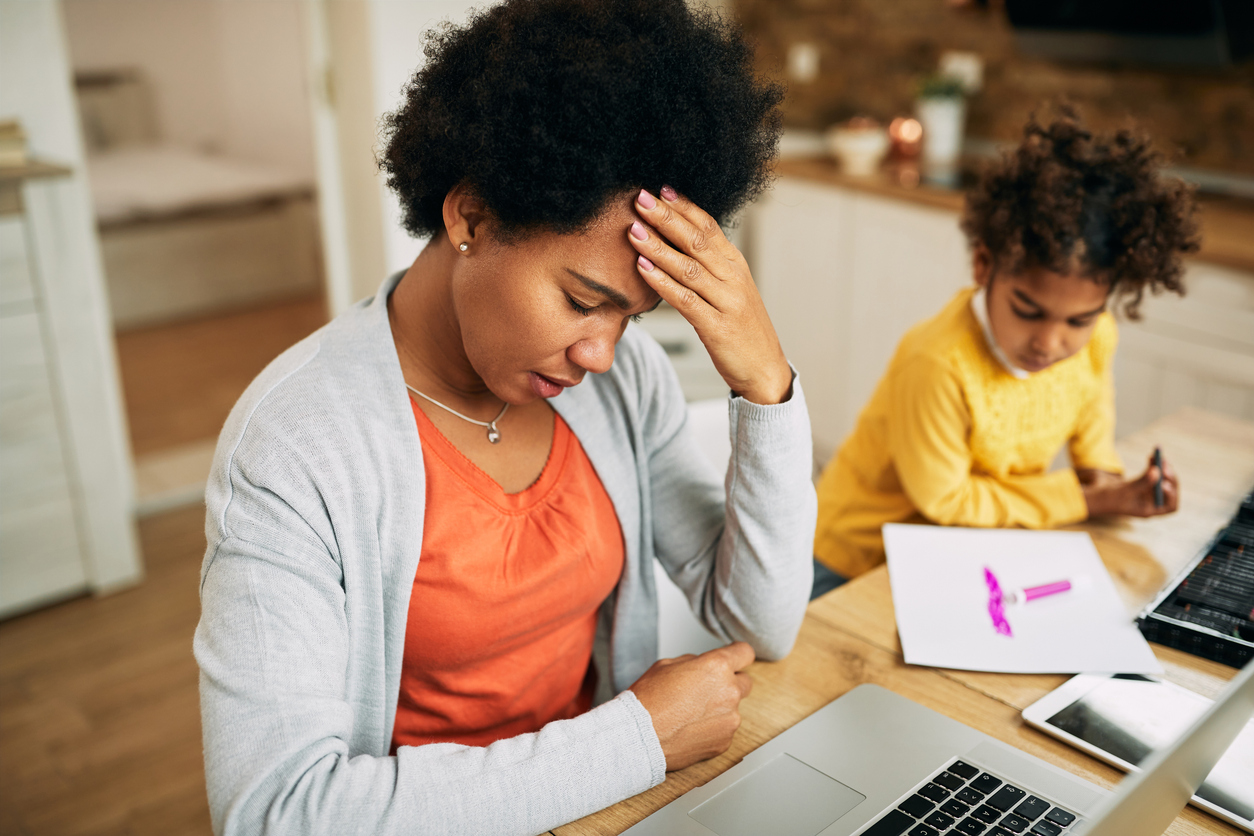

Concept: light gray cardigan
[[195, 272, 817, 836]]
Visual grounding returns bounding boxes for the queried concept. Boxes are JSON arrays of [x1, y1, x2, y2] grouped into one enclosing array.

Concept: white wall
[[217, 1, 315, 176], [62, 0, 315, 178], [368, 1, 480, 274], [307, 0, 480, 312]]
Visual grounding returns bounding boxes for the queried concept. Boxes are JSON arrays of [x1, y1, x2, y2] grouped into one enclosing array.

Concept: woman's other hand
[[629, 188, 792, 405], [1079, 452, 1179, 518], [628, 642, 755, 771]]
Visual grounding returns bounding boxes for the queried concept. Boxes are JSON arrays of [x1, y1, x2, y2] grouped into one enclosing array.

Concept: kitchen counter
[[775, 157, 1254, 274]]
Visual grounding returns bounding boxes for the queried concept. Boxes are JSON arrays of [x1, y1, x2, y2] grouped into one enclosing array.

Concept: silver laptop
[[625, 659, 1254, 836]]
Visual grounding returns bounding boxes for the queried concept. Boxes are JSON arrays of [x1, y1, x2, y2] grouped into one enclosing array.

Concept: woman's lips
[[529, 371, 572, 398]]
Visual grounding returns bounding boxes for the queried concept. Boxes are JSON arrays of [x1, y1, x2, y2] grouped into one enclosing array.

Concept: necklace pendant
[[405, 383, 508, 443]]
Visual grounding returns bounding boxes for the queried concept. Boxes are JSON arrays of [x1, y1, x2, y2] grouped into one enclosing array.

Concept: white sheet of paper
[[884, 524, 1163, 674]]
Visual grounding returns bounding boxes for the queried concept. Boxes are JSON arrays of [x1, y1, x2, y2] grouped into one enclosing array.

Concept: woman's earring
[[458, 242, 469, 252]]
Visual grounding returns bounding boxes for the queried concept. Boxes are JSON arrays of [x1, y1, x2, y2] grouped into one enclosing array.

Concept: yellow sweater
[[814, 287, 1123, 578]]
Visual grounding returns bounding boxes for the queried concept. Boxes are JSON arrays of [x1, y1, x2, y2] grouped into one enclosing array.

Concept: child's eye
[[1010, 305, 1043, 321], [630, 313, 644, 324]]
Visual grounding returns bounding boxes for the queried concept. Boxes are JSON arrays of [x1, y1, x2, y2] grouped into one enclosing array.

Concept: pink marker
[[1003, 579, 1072, 605]]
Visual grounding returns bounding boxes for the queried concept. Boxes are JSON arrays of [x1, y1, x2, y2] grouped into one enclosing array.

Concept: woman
[[194, 1, 816, 833]]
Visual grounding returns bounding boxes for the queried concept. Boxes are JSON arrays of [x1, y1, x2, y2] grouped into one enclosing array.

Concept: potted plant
[[915, 74, 967, 186]]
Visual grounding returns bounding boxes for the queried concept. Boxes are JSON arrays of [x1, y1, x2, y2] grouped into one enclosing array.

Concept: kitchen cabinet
[[748, 174, 1254, 460], [1114, 261, 1254, 435], [749, 177, 969, 458]]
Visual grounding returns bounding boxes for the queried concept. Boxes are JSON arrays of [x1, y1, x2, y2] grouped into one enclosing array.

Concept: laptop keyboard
[[861, 759, 1079, 836]]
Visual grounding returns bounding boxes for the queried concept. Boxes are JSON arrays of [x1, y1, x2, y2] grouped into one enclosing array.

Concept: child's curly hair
[[378, 0, 783, 243], [960, 107, 1200, 318]]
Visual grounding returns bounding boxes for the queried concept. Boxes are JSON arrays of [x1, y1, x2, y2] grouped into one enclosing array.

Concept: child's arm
[[1068, 376, 1122, 478], [1069, 315, 1123, 477], [1067, 316, 1178, 517], [888, 356, 1089, 530]]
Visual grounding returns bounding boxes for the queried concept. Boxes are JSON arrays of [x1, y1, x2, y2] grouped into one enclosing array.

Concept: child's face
[[974, 248, 1108, 374]]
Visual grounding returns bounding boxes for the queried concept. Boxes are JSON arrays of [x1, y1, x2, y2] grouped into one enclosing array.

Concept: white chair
[[654, 398, 732, 658]]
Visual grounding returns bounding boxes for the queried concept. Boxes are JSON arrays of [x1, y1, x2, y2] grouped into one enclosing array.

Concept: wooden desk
[[556, 409, 1254, 836]]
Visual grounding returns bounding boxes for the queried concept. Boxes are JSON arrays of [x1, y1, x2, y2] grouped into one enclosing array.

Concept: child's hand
[[1080, 453, 1179, 518]]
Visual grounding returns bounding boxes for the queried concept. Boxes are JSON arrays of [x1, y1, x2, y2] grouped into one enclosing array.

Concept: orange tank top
[[391, 400, 625, 751]]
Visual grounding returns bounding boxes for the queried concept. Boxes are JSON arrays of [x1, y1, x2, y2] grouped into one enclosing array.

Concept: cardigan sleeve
[[888, 354, 1089, 530], [196, 446, 665, 836], [638, 340, 817, 662]]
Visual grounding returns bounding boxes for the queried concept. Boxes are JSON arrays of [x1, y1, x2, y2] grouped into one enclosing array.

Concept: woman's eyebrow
[[567, 269, 630, 308], [566, 269, 660, 312]]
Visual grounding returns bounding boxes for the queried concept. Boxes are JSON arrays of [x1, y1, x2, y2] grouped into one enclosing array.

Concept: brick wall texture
[[735, 0, 1254, 175]]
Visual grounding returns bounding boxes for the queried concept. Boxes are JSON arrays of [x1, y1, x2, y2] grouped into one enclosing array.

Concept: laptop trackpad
[[688, 753, 865, 836]]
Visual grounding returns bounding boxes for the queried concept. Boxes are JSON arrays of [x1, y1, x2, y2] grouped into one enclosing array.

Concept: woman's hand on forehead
[[628, 188, 792, 405]]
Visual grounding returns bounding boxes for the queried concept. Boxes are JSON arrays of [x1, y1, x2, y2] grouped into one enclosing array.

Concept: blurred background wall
[[62, 0, 316, 178]]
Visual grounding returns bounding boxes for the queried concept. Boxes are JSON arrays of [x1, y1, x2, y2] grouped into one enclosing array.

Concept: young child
[[813, 109, 1200, 584]]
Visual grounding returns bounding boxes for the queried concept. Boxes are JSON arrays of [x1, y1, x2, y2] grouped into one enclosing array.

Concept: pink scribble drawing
[[984, 566, 1013, 637]]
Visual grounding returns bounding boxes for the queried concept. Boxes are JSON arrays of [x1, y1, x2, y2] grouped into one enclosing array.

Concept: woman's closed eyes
[[566, 293, 645, 323]]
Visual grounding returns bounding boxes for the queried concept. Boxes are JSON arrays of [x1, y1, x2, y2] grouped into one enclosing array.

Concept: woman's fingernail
[[637, 189, 657, 210], [637, 254, 654, 271], [630, 221, 648, 241], [661, 185, 678, 202]]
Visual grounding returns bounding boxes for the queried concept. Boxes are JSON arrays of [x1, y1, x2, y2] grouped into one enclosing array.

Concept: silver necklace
[[406, 384, 509, 444]]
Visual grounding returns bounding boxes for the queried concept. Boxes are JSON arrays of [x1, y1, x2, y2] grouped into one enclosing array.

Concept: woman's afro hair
[[960, 107, 1200, 318], [378, 0, 783, 242]]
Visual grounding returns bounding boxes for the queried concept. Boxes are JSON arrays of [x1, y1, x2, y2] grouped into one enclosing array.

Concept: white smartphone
[[1022, 673, 1254, 833]]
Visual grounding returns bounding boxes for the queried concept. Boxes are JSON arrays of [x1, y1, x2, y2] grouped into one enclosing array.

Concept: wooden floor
[[115, 293, 328, 457], [1, 295, 329, 835], [0, 506, 211, 836]]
